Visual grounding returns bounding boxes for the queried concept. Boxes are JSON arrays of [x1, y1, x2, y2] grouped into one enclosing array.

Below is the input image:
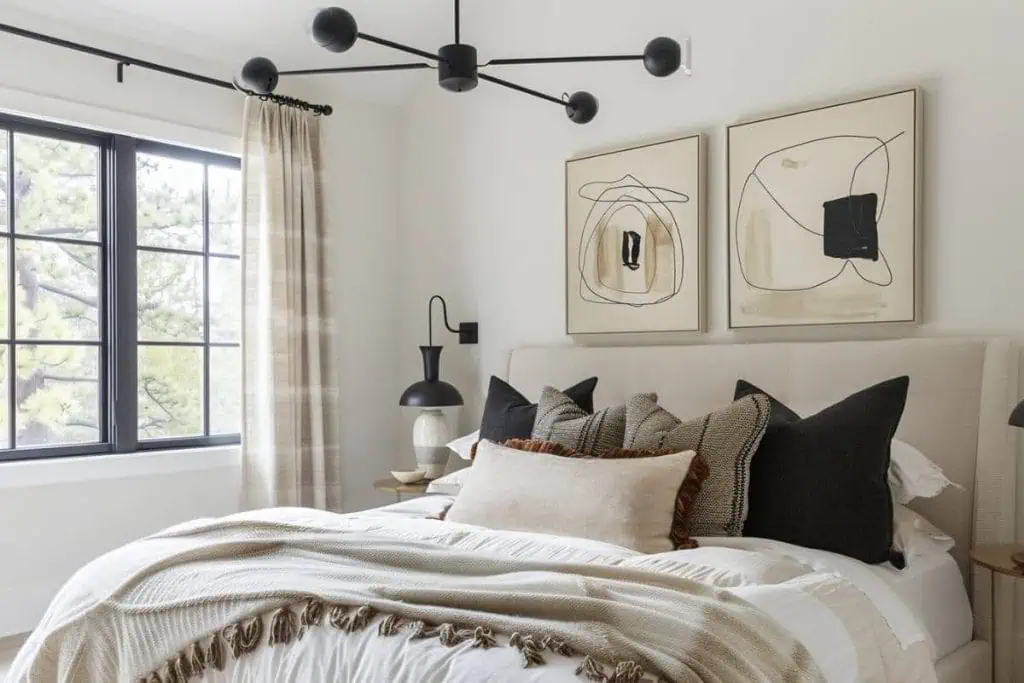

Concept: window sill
[[0, 445, 240, 489]]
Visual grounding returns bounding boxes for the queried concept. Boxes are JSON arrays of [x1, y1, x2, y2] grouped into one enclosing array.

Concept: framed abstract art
[[727, 89, 920, 328], [565, 135, 705, 335]]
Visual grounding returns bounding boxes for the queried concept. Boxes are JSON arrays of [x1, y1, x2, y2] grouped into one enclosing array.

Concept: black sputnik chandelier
[[238, 2, 690, 124]]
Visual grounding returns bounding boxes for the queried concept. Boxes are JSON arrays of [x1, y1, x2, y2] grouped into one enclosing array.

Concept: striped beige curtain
[[240, 98, 342, 511]]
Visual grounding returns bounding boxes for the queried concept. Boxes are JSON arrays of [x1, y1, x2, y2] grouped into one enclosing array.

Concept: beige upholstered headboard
[[507, 338, 1019, 640]]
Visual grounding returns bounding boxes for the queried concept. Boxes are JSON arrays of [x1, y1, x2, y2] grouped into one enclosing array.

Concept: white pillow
[[893, 505, 955, 560], [447, 430, 479, 461], [888, 440, 960, 504], [426, 466, 473, 495]]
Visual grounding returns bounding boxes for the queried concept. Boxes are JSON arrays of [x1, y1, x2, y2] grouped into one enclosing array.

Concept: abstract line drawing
[[727, 89, 919, 329], [734, 133, 904, 293], [577, 174, 689, 308], [566, 135, 704, 335]]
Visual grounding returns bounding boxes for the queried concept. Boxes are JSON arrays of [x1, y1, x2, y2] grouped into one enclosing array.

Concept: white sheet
[[870, 553, 973, 661]]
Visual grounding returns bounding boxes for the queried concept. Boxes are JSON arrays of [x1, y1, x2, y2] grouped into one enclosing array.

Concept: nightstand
[[374, 477, 429, 503], [970, 543, 1024, 680]]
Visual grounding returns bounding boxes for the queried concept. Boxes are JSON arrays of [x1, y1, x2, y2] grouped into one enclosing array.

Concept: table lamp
[[399, 296, 478, 479], [1010, 400, 1024, 568]]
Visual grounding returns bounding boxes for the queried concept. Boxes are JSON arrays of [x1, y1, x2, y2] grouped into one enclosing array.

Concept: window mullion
[[6, 130, 15, 450], [202, 163, 211, 438], [110, 136, 138, 454]]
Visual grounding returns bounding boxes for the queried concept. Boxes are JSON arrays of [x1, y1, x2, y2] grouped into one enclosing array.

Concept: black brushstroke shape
[[622, 230, 642, 271], [823, 194, 879, 261]]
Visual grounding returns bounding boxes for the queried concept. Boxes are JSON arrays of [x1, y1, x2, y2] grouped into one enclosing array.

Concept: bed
[[5, 337, 1018, 683], [504, 337, 1019, 683]]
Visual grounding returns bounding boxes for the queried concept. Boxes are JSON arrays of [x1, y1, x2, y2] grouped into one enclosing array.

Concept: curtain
[[240, 98, 342, 510]]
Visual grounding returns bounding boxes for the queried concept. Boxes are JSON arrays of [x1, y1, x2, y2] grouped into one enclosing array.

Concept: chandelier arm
[[483, 55, 644, 67], [279, 63, 432, 76], [478, 73, 567, 107], [357, 33, 446, 63], [454, 0, 461, 44]]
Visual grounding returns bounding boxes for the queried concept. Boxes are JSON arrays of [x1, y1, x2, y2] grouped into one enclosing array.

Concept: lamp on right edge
[[1011, 400, 1024, 428], [1009, 400, 1024, 568]]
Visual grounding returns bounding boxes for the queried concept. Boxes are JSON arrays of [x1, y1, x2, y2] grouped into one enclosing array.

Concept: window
[[0, 114, 241, 461]]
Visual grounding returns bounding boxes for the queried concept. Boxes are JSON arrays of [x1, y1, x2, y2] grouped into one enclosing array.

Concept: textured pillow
[[736, 377, 910, 565], [624, 394, 770, 537], [503, 439, 710, 549], [479, 376, 598, 444], [445, 440, 701, 553], [532, 387, 655, 455]]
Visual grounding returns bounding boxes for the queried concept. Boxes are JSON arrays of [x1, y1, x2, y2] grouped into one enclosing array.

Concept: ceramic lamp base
[[413, 408, 450, 480]]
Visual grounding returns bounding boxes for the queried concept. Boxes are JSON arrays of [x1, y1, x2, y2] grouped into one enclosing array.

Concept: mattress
[[870, 552, 974, 661]]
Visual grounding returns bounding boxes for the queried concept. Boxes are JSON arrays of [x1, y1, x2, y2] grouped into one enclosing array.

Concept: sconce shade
[[1011, 400, 1024, 428], [399, 346, 464, 408]]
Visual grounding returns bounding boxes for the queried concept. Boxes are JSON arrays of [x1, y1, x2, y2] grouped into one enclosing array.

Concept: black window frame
[[0, 112, 241, 462]]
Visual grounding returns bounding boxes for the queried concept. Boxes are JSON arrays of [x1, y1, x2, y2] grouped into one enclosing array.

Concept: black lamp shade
[[566, 91, 599, 125], [239, 57, 280, 95], [399, 346, 464, 408], [1011, 400, 1024, 428], [643, 37, 682, 77], [310, 7, 359, 53]]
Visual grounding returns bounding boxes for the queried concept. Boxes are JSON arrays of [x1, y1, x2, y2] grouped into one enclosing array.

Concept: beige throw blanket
[[9, 515, 825, 683]]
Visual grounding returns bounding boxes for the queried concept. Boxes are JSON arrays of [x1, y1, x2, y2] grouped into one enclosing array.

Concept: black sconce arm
[[429, 295, 479, 346]]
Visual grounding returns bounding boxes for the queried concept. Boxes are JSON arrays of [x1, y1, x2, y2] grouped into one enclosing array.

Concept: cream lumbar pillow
[[444, 440, 699, 554]]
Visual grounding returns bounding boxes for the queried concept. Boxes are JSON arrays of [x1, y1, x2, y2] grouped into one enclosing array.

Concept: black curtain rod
[[0, 22, 333, 116]]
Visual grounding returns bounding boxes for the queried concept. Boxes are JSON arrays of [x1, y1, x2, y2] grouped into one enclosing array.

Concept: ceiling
[[0, 0, 683, 106], [1, 0, 460, 104]]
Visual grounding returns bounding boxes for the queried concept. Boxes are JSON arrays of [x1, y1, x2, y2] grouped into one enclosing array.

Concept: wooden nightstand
[[374, 477, 429, 503], [970, 543, 1024, 680]]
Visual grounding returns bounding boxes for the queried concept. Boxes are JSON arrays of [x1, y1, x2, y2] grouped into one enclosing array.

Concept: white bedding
[[8, 496, 944, 683], [871, 553, 974, 661], [201, 495, 937, 683]]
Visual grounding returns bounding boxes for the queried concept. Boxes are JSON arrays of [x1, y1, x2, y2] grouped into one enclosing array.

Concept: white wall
[[317, 87, 405, 513], [398, 0, 1024, 425], [0, 9, 403, 636]]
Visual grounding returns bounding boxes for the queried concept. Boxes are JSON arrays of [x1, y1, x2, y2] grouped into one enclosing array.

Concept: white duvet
[[142, 495, 939, 683]]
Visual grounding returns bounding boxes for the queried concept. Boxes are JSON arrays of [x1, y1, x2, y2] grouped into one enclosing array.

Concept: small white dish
[[391, 470, 426, 484]]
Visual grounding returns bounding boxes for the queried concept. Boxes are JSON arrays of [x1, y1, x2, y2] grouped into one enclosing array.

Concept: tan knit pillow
[[445, 440, 702, 553]]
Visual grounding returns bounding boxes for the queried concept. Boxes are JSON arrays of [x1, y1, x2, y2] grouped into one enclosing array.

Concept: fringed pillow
[[498, 439, 710, 550], [445, 440, 704, 553]]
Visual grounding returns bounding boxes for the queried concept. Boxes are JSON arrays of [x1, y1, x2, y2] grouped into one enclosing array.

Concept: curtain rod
[[0, 22, 334, 116]]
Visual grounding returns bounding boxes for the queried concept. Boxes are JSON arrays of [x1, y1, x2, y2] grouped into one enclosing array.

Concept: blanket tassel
[[187, 641, 206, 677], [269, 606, 298, 646], [509, 632, 546, 668], [576, 655, 608, 682], [206, 632, 225, 672], [408, 620, 440, 640], [469, 626, 497, 650], [223, 616, 264, 659], [298, 598, 325, 639], [610, 661, 646, 683], [378, 613, 404, 637]]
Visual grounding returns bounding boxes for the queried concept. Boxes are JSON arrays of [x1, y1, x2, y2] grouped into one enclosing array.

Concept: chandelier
[[238, 2, 690, 124]]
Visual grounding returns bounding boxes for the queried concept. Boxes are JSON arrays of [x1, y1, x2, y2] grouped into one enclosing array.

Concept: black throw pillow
[[735, 376, 910, 566], [479, 376, 598, 443]]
